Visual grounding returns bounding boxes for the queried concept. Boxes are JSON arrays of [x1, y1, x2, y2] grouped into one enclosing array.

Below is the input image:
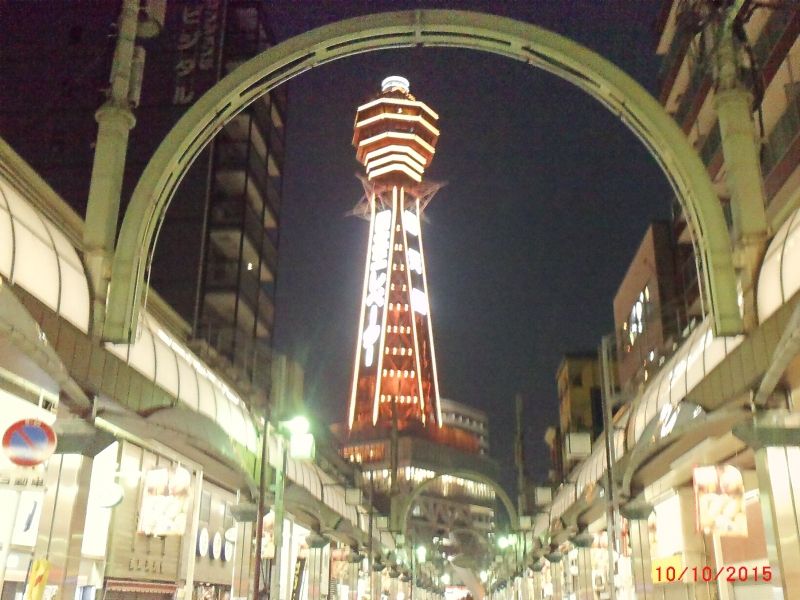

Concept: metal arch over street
[[390, 469, 520, 535], [104, 9, 742, 342]]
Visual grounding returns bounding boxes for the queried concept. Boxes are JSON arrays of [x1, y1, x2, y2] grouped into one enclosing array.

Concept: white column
[[182, 469, 204, 600]]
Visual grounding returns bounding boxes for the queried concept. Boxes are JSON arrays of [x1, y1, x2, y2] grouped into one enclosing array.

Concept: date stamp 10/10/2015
[[654, 565, 772, 584]]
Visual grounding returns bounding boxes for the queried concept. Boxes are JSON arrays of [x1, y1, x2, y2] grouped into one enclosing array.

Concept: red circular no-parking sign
[[2, 419, 57, 467]]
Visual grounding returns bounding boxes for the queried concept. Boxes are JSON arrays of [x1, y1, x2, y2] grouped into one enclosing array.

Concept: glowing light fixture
[[382, 75, 410, 93]]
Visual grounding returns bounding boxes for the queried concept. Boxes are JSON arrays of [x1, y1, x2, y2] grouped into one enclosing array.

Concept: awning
[[0, 169, 90, 332], [758, 204, 800, 322]]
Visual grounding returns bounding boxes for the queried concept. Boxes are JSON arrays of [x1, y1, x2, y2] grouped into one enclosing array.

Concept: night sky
[[268, 1, 672, 490]]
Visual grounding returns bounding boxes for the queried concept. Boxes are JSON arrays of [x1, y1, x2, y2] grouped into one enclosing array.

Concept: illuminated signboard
[[137, 467, 193, 536], [693, 465, 747, 537], [362, 209, 392, 368]]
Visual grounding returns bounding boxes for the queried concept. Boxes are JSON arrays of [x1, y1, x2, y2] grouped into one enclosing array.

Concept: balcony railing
[[246, 152, 281, 217], [752, 8, 795, 74], [674, 65, 707, 126], [194, 318, 273, 388], [666, 8, 795, 140], [205, 258, 239, 289], [762, 92, 800, 176], [699, 121, 721, 166], [205, 259, 275, 327], [210, 197, 278, 273], [658, 28, 693, 101], [215, 140, 281, 219]]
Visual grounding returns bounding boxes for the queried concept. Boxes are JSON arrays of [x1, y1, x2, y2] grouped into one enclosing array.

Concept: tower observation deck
[[347, 76, 456, 443]]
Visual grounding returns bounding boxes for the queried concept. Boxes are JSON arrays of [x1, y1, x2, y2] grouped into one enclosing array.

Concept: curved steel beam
[[619, 406, 747, 498], [391, 469, 519, 534], [106, 9, 741, 341]]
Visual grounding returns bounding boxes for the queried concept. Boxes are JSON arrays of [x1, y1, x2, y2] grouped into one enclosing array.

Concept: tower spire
[[348, 77, 443, 437]]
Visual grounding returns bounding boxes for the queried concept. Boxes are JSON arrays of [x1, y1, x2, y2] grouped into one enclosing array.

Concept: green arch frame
[[104, 9, 742, 341], [391, 469, 519, 534]]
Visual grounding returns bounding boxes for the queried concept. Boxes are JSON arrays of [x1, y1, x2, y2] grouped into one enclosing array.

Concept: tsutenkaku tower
[[348, 76, 443, 436]]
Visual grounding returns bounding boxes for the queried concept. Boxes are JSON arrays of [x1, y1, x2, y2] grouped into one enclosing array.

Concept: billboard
[[693, 465, 747, 537], [137, 466, 193, 536]]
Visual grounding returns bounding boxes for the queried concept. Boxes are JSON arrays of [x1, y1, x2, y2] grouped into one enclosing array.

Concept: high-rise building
[[0, 0, 285, 408], [544, 352, 604, 482]]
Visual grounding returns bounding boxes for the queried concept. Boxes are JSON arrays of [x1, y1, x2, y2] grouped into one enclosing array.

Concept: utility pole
[[599, 336, 619, 600], [252, 421, 272, 600], [514, 395, 530, 600], [514, 394, 526, 517]]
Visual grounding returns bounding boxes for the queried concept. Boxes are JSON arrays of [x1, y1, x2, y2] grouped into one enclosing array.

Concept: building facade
[[0, 0, 286, 407], [613, 221, 683, 392], [655, 2, 800, 316], [438, 398, 490, 456], [543, 352, 604, 484]]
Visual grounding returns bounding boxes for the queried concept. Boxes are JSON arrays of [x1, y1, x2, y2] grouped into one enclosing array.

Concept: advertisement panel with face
[[137, 466, 193, 536], [693, 465, 747, 537]]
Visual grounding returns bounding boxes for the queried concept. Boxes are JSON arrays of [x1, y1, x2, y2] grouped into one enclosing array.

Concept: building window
[[627, 285, 650, 345], [200, 490, 212, 523]]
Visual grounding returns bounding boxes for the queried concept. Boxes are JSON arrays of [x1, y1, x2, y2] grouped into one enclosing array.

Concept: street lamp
[[268, 414, 315, 600], [411, 544, 426, 600], [497, 534, 516, 550]]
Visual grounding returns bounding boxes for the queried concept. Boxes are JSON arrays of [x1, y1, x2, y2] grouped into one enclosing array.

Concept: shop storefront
[[638, 464, 780, 600], [190, 480, 238, 600], [692, 465, 776, 600], [101, 439, 199, 600]]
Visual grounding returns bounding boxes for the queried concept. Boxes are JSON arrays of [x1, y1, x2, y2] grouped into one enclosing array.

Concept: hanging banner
[[693, 465, 747, 536]]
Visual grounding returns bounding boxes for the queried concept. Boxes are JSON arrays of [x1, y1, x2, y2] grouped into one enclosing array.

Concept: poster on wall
[[693, 465, 747, 537], [137, 466, 193, 536], [13, 489, 43, 546], [291, 557, 306, 600]]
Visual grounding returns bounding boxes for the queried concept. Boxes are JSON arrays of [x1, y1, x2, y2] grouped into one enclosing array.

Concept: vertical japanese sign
[[172, 0, 222, 106], [360, 209, 392, 370]]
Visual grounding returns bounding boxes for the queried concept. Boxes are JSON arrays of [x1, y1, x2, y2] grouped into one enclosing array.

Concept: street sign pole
[[1, 418, 57, 593]]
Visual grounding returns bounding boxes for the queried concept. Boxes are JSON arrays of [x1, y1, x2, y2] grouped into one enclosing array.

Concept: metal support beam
[[105, 9, 742, 343], [714, 3, 769, 330], [84, 0, 140, 336]]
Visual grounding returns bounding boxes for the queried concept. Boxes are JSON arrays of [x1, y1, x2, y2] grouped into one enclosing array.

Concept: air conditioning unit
[[564, 432, 591, 461], [533, 487, 552, 506]]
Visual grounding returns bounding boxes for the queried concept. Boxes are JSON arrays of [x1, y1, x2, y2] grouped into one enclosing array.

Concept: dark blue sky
[[269, 1, 671, 488]]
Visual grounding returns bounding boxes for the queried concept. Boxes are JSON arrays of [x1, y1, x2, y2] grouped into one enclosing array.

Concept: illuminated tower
[[348, 76, 443, 436]]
